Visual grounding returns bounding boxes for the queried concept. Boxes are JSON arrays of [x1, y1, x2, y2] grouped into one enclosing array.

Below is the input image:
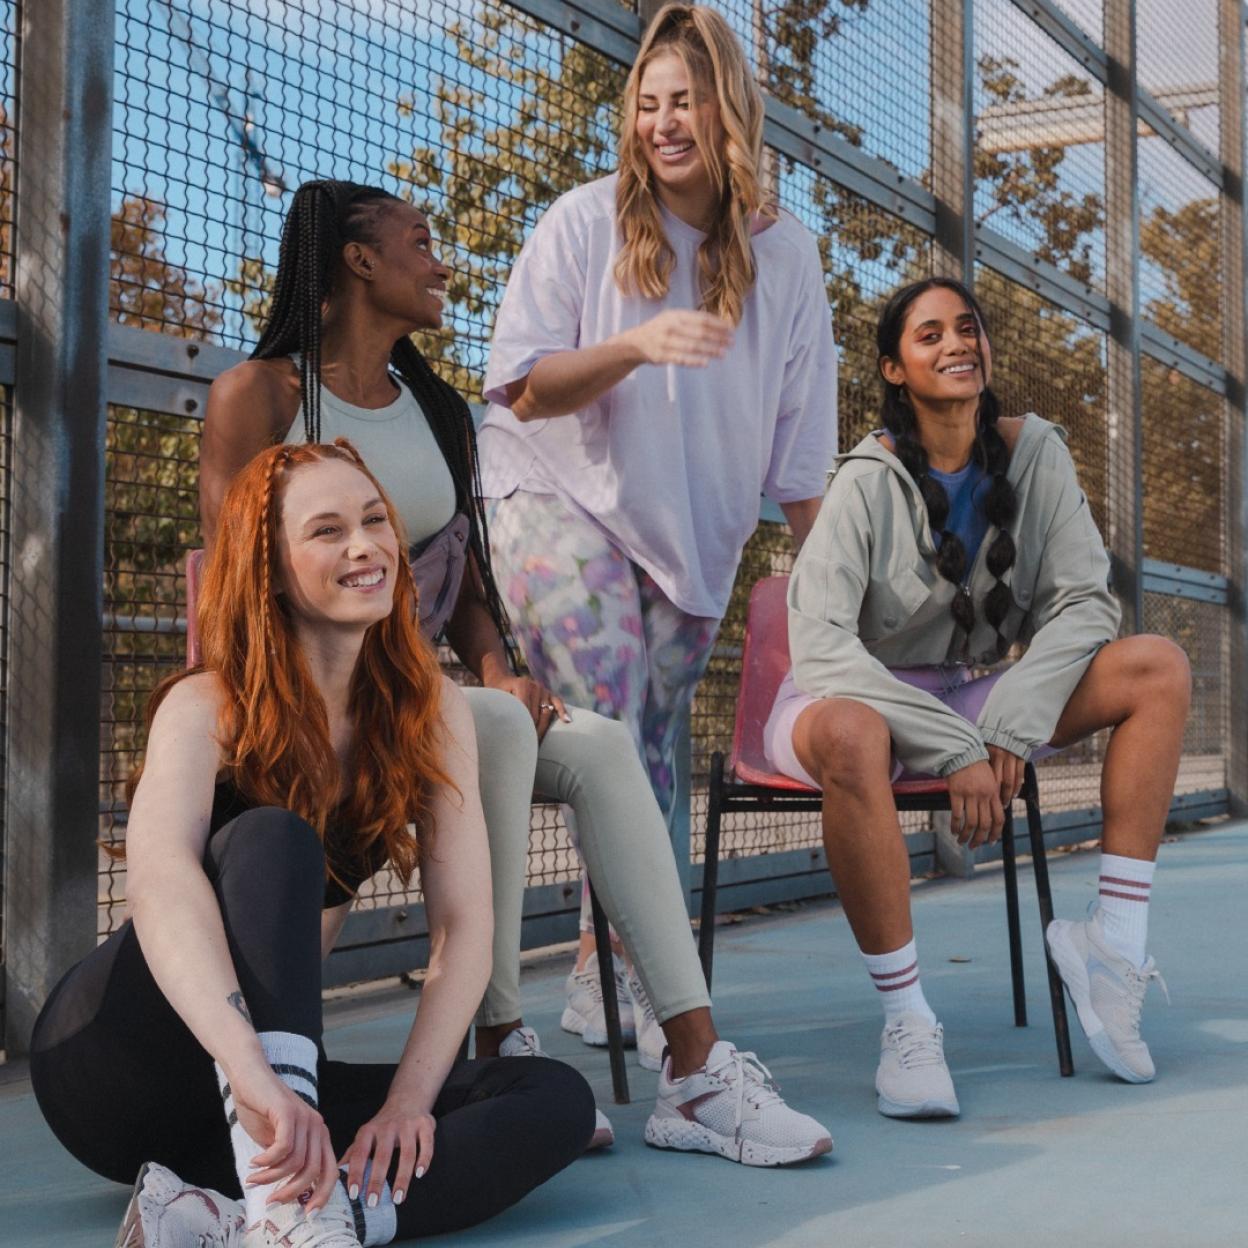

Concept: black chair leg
[[1001, 807, 1026, 1027], [589, 880, 630, 1104], [1023, 763, 1074, 1077], [698, 751, 725, 992]]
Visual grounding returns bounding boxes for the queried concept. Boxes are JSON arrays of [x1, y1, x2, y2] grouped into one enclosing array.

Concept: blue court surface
[[2, 821, 1245, 1248]]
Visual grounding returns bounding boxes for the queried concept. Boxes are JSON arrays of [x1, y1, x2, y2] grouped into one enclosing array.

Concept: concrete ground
[[2, 821, 1245, 1248]]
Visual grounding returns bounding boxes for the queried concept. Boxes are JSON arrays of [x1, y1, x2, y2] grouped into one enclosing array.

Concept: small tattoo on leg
[[228, 991, 253, 1024]]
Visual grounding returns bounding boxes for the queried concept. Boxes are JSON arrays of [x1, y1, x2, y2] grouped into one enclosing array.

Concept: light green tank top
[[285, 374, 457, 546]]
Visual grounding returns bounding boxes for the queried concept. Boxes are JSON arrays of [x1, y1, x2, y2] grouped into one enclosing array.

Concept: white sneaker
[[644, 1040, 833, 1166], [498, 1024, 614, 1149], [114, 1161, 244, 1247], [876, 1013, 960, 1118], [561, 952, 636, 1047], [1046, 908, 1168, 1083], [629, 970, 665, 1072], [242, 1181, 357, 1247]]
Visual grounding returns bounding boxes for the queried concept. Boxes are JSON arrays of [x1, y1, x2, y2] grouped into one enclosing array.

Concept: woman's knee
[[463, 686, 538, 767], [210, 807, 323, 877], [797, 699, 892, 791], [1118, 635, 1193, 710], [538, 711, 638, 799]]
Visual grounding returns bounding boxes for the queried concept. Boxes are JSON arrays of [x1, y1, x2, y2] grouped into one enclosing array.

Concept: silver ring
[[540, 702, 556, 711]]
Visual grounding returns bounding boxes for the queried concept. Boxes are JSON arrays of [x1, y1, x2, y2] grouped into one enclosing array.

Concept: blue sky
[[106, 0, 1223, 360]]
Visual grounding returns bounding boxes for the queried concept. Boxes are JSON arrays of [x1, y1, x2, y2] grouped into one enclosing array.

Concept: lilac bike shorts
[[763, 666, 1053, 788]]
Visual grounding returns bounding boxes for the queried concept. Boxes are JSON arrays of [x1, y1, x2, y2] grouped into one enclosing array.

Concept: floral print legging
[[487, 491, 720, 932]]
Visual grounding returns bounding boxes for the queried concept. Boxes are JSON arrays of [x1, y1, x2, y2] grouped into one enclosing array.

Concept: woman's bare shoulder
[[153, 670, 227, 728], [208, 358, 300, 436]]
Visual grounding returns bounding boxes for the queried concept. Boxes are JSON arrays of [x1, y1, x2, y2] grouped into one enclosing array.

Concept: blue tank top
[[929, 459, 991, 577]]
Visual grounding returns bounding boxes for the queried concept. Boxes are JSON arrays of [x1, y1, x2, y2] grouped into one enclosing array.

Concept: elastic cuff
[[652, 992, 714, 1027], [938, 743, 991, 776], [979, 727, 1036, 760]]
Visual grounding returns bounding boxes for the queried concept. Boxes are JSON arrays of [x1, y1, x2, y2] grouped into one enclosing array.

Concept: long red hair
[[133, 440, 449, 885]]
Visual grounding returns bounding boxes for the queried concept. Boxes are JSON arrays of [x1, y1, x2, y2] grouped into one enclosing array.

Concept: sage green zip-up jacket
[[787, 414, 1121, 778]]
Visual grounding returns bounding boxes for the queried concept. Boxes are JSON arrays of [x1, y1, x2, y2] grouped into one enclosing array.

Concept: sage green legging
[[463, 687, 711, 1028]]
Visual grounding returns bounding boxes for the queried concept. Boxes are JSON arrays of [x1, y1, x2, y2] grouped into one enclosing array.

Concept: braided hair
[[251, 179, 516, 664], [877, 278, 1018, 660]]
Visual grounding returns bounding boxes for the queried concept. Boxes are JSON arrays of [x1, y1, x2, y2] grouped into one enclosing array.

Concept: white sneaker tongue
[[704, 1040, 739, 1073]]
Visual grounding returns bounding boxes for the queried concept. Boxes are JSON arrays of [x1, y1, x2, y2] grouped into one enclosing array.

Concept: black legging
[[30, 807, 595, 1240]]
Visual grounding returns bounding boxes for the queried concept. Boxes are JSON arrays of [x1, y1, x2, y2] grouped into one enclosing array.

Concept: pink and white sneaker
[[114, 1161, 244, 1247], [644, 1041, 833, 1167]]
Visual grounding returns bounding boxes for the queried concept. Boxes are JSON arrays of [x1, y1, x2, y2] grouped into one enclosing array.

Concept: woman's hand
[[229, 1062, 339, 1211], [986, 744, 1026, 808], [341, 1101, 436, 1209], [482, 667, 570, 741], [623, 309, 733, 368], [946, 759, 1005, 849]]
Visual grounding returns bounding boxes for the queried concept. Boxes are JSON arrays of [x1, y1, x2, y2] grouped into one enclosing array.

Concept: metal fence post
[[3, 0, 114, 1053], [931, 0, 975, 282], [1103, 0, 1144, 636], [1219, 0, 1248, 812]]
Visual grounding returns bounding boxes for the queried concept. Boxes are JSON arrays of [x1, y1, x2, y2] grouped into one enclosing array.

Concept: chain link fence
[[0, 1, 1238, 981]]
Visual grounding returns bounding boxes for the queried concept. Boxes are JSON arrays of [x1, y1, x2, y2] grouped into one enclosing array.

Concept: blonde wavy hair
[[615, 4, 771, 325]]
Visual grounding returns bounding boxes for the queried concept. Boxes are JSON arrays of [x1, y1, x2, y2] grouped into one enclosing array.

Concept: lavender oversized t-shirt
[[479, 174, 838, 619]]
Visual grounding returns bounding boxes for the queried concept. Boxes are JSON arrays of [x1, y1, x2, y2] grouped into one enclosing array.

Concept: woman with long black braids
[[198, 179, 832, 1168], [766, 278, 1191, 1117]]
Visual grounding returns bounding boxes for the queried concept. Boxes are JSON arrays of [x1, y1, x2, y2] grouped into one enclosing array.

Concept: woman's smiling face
[[275, 457, 401, 632], [880, 285, 993, 407], [634, 50, 724, 206]]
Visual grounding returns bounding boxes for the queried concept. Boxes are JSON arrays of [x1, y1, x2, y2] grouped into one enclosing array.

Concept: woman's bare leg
[[1049, 635, 1192, 861], [791, 698, 910, 953]]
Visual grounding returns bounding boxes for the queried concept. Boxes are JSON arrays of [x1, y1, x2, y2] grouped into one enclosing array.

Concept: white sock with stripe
[[215, 1031, 320, 1230], [1097, 853, 1155, 967], [346, 1159, 397, 1247], [862, 939, 936, 1025]]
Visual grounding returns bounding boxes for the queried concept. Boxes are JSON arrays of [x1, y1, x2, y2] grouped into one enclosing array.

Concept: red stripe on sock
[[875, 974, 920, 992], [1100, 875, 1151, 889], [1100, 888, 1149, 902], [869, 960, 918, 982]]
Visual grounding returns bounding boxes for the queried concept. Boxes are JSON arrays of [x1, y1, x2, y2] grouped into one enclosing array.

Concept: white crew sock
[[1097, 853, 1155, 967], [346, 1159, 398, 1247], [862, 939, 936, 1025], [215, 1031, 320, 1229]]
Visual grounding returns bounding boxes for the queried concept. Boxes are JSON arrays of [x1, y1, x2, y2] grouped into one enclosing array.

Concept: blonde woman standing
[[480, 3, 837, 1057]]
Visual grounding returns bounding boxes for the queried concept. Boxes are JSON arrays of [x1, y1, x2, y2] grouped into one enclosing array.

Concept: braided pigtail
[[975, 388, 1018, 659], [882, 386, 977, 635], [257, 448, 288, 653], [391, 337, 518, 669]]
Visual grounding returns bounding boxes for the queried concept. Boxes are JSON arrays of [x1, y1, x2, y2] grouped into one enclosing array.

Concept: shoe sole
[[561, 1005, 636, 1048], [643, 1115, 833, 1167], [114, 1163, 153, 1248], [876, 1092, 960, 1119], [588, 1125, 615, 1149], [1045, 920, 1153, 1084]]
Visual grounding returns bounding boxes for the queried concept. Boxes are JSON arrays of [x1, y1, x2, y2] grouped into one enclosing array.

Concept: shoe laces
[[885, 1018, 947, 1070], [1123, 961, 1170, 1023], [501, 1025, 545, 1058], [713, 1049, 785, 1135]]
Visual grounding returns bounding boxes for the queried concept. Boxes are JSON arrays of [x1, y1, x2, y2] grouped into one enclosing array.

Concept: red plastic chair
[[698, 575, 1074, 1076]]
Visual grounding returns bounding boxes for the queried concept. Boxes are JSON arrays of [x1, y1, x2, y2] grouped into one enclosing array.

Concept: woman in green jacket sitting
[[766, 277, 1190, 1118]]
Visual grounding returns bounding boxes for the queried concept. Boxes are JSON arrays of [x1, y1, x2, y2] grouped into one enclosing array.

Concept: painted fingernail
[[415, 1166, 425, 1180], [348, 1184, 359, 1200], [367, 1193, 379, 1209], [393, 1189, 406, 1205]]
